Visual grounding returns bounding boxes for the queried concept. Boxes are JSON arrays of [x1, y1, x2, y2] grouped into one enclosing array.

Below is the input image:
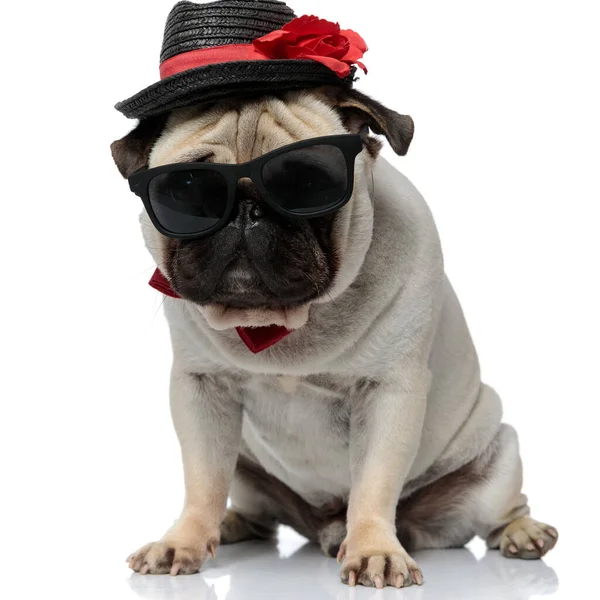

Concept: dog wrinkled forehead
[[149, 92, 347, 168]]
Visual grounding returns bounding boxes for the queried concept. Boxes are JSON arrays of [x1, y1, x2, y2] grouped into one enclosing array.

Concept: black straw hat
[[115, 0, 366, 119]]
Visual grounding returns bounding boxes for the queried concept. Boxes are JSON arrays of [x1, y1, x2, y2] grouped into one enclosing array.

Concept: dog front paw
[[338, 521, 423, 588], [127, 522, 219, 575]]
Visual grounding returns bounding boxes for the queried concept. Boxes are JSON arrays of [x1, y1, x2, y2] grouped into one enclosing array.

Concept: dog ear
[[324, 88, 414, 156], [110, 114, 168, 178]]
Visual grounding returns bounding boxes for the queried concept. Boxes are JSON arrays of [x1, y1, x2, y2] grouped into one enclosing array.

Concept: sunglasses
[[128, 134, 364, 239]]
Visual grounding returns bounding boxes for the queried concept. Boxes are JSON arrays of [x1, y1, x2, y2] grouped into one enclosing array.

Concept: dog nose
[[247, 202, 264, 223], [235, 178, 266, 227], [240, 199, 264, 225]]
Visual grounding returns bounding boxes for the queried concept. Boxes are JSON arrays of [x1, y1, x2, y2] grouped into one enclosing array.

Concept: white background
[[2, 1, 599, 598]]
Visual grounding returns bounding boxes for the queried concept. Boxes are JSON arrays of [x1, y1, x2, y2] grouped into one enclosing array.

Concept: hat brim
[[115, 59, 354, 119]]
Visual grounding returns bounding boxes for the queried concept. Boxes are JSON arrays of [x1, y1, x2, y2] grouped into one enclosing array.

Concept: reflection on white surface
[[126, 529, 559, 600]]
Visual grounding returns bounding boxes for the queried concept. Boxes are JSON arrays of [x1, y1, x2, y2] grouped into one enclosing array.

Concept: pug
[[111, 87, 558, 588]]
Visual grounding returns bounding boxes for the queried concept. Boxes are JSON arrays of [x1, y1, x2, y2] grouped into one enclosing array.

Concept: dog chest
[[239, 374, 353, 504]]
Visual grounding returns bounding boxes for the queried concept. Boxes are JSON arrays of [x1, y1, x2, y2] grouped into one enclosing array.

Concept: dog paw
[[500, 516, 558, 560], [318, 520, 347, 558], [127, 537, 218, 575], [338, 522, 423, 588], [220, 509, 275, 544]]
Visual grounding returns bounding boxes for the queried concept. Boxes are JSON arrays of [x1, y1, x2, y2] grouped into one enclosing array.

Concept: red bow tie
[[149, 268, 292, 353]]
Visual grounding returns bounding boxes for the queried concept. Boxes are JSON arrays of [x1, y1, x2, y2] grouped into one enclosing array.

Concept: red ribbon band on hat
[[160, 44, 270, 79], [148, 268, 292, 353]]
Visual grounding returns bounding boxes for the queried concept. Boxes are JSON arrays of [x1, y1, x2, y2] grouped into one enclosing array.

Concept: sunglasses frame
[[128, 133, 364, 240]]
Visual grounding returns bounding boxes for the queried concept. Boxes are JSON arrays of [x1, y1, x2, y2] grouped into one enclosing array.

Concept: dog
[[111, 86, 558, 588]]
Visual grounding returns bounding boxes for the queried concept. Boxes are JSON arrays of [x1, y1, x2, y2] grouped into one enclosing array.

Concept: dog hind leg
[[219, 458, 279, 545], [395, 424, 558, 559], [473, 424, 558, 559]]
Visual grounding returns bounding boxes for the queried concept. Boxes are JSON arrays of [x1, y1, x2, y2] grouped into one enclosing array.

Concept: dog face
[[112, 88, 413, 330]]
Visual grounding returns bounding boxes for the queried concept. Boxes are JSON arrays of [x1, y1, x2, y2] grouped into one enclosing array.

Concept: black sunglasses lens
[[148, 170, 228, 235], [261, 144, 350, 215]]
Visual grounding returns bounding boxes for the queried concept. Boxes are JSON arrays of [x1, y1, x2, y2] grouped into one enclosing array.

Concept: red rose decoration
[[253, 15, 368, 78]]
